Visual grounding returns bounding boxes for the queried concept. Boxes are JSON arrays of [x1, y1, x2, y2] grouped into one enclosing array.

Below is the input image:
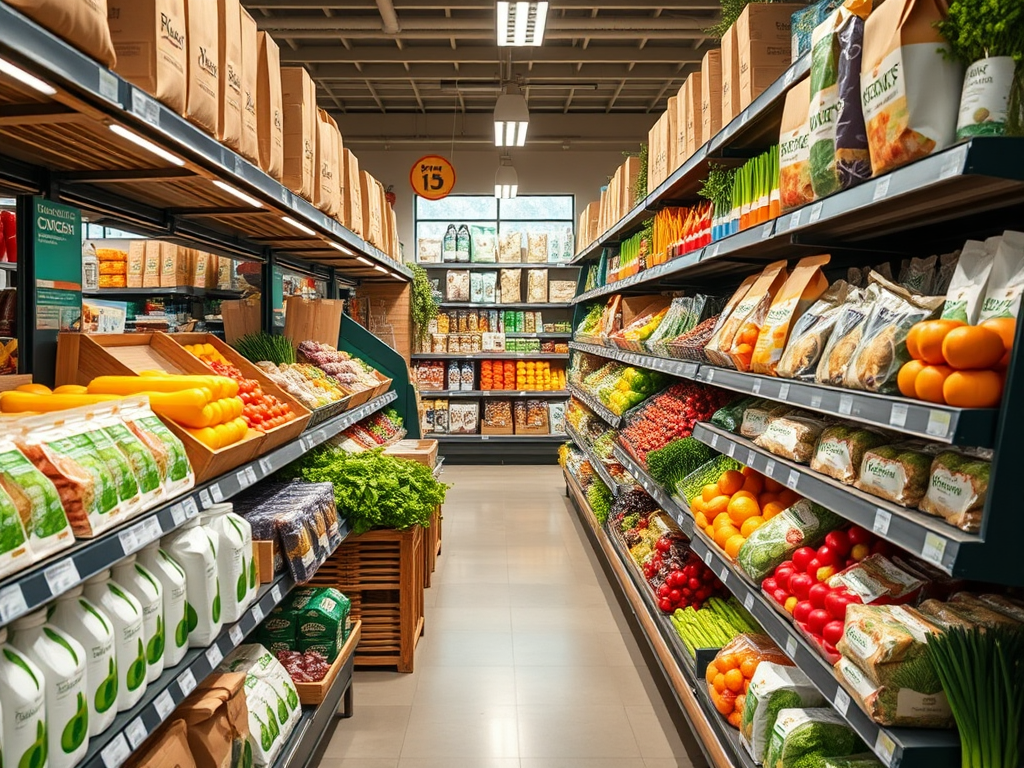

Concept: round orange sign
[[410, 155, 457, 200]]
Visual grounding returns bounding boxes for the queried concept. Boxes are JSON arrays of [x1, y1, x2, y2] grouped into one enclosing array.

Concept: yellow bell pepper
[[0, 392, 122, 413]]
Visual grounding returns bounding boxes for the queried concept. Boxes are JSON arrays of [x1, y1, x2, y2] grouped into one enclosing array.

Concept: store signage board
[[410, 155, 457, 201]]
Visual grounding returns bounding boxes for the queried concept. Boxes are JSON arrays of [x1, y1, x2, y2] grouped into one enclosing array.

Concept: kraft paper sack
[[8, 0, 115, 67], [184, 0, 220, 137], [342, 148, 364, 236], [315, 108, 341, 217], [238, 8, 260, 163], [217, 0, 243, 149], [257, 31, 284, 181], [281, 67, 317, 200], [108, 0, 187, 114]]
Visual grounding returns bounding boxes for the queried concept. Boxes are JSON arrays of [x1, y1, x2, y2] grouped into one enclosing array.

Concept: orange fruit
[[740, 658, 759, 679], [718, 470, 745, 496], [734, 694, 745, 714], [727, 711, 743, 728], [714, 673, 727, 693], [715, 691, 737, 716], [980, 317, 1016, 354], [758, 492, 778, 507], [705, 524, 716, 538], [728, 496, 760, 525], [725, 534, 746, 559], [898, 359, 926, 398], [702, 484, 720, 503], [740, 466, 757, 477], [762, 501, 786, 520], [740, 516, 766, 537], [777, 489, 801, 507], [943, 369, 1005, 408], [714, 512, 734, 530], [716, 654, 738, 671], [906, 323, 923, 359], [741, 473, 765, 495], [731, 490, 757, 502], [915, 319, 964, 364], [942, 325, 1005, 370], [690, 497, 707, 516], [695, 511, 710, 529], [706, 662, 720, 684], [915, 364, 954, 404], [707, 495, 732, 517], [763, 476, 785, 494], [715, 524, 740, 548], [724, 668, 745, 693]]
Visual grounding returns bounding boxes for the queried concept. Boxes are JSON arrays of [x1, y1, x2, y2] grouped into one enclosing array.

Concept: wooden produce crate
[[294, 620, 362, 706], [254, 540, 281, 584], [309, 526, 425, 673], [422, 508, 442, 588], [55, 333, 266, 483], [166, 332, 312, 450]]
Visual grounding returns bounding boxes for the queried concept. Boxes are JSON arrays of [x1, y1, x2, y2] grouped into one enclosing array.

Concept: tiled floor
[[320, 465, 706, 768]]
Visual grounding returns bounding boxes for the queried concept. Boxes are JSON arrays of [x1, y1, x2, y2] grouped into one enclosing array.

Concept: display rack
[[437, 302, 571, 310], [423, 389, 569, 398], [567, 385, 622, 428], [411, 353, 569, 361], [82, 287, 246, 300], [564, 423, 620, 494]]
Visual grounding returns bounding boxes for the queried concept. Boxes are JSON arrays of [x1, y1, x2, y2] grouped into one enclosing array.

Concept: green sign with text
[[33, 198, 82, 332]]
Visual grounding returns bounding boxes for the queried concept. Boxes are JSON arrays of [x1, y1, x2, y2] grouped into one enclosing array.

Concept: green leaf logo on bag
[[249, 556, 257, 590], [241, 739, 253, 768], [43, 628, 79, 665], [275, 693, 288, 726], [236, 570, 247, 603], [186, 601, 199, 633], [147, 614, 165, 664], [95, 656, 118, 714], [212, 579, 222, 623], [60, 692, 88, 754], [252, 710, 274, 751], [18, 719, 46, 768], [126, 638, 146, 691], [285, 681, 298, 710]]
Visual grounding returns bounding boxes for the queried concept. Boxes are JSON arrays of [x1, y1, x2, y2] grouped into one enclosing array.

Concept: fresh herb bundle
[[411, 264, 439, 345], [282, 446, 449, 535], [233, 332, 296, 365], [587, 479, 613, 525]]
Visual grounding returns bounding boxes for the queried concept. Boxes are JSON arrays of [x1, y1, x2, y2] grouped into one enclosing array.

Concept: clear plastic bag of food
[[711, 396, 759, 433], [854, 442, 935, 507], [918, 450, 990, 533], [777, 281, 851, 380], [811, 425, 889, 485], [754, 410, 830, 463], [737, 500, 842, 581], [739, 401, 791, 440], [815, 283, 879, 385], [705, 634, 793, 729]]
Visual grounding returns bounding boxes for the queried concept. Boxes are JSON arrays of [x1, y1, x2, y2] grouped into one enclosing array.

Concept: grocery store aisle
[[320, 465, 703, 768]]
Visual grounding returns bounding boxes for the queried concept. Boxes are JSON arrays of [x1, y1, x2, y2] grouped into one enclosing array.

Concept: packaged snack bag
[[752, 254, 831, 375]]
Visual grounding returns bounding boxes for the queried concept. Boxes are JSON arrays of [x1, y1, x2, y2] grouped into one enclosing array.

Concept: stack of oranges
[[481, 360, 517, 391], [705, 637, 793, 728], [690, 467, 803, 560], [897, 317, 1013, 408]]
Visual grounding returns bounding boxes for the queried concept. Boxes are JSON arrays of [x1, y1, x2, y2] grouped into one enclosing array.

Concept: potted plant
[[937, 0, 1024, 137]]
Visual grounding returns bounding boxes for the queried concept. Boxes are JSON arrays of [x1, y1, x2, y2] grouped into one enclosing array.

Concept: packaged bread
[[740, 401, 792, 439], [855, 442, 935, 507], [717, 261, 790, 371], [837, 604, 944, 690], [500, 269, 522, 304], [777, 281, 851, 379], [811, 425, 889, 484], [754, 410, 831, 463], [815, 283, 879, 385], [752, 254, 831, 375], [919, 450, 990, 533]]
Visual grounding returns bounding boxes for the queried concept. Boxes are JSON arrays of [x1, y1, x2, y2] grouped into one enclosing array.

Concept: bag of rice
[[942, 239, 996, 323], [978, 230, 1024, 321]]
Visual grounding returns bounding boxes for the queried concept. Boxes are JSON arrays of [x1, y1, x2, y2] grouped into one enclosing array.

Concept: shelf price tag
[[834, 687, 851, 716], [707, 243, 720, 259], [125, 718, 149, 750], [786, 469, 800, 490], [761, 223, 773, 240], [177, 668, 197, 696], [705, 369, 715, 383], [751, 379, 761, 395], [183, 497, 199, 519], [251, 603, 264, 623], [778, 383, 790, 402], [726, 443, 736, 458], [0, 585, 27, 623], [154, 689, 175, 719], [926, 410, 951, 439], [205, 644, 223, 668], [718, 566, 729, 583], [44, 559, 80, 596], [98, 69, 119, 102], [130, 89, 160, 125], [872, 176, 891, 202], [229, 625, 245, 646], [236, 469, 254, 490], [784, 67, 797, 86], [702, 548, 713, 566], [838, 394, 853, 416], [170, 503, 186, 526], [271, 585, 283, 603], [873, 509, 892, 536], [210, 484, 224, 503], [785, 635, 798, 659], [101, 733, 132, 768], [743, 592, 754, 611], [889, 403, 909, 429], [808, 202, 823, 223], [810, 394, 822, 409], [921, 533, 947, 566], [710, 434, 719, 449], [874, 731, 897, 767], [199, 488, 213, 509], [764, 459, 776, 477], [118, 527, 139, 555], [259, 458, 273, 476], [746, 450, 757, 467]]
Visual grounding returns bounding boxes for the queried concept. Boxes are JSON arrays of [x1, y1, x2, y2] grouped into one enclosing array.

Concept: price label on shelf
[[170, 503, 186, 526], [183, 497, 200, 519], [872, 176, 891, 202], [718, 567, 729, 584], [125, 718, 149, 749], [874, 731, 897, 767], [271, 585, 283, 603], [921, 533, 947, 567], [118, 527, 139, 555], [785, 635, 798, 658], [808, 202, 823, 223], [178, 669, 197, 696], [710, 434, 719, 449], [751, 379, 761, 395], [726, 443, 736, 458], [764, 459, 776, 477], [229, 625, 245, 646], [98, 69, 119, 102], [746, 450, 757, 467], [939, 146, 967, 180], [838, 394, 853, 416], [237, 470, 253, 490], [761, 223, 773, 240], [926, 410, 951, 439], [786, 470, 800, 490], [889, 403, 909, 429], [789, 209, 802, 230], [205, 644, 223, 668], [44, 559, 80, 596], [810, 394, 822, 409], [153, 689, 175, 719], [743, 592, 754, 611], [705, 369, 715, 383], [784, 67, 797, 86], [778, 383, 790, 402], [130, 89, 160, 126], [873, 509, 892, 536], [0, 585, 27, 623], [251, 603, 264, 623], [210, 484, 225, 503], [702, 549, 713, 566], [101, 733, 132, 768], [199, 488, 213, 509], [834, 687, 851, 716], [707, 243, 719, 259], [259, 458, 273, 476]]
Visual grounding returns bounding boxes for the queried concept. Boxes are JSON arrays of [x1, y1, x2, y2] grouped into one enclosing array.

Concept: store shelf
[[569, 341, 997, 447], [0, 391, 397, 627], [418, 262, 579, 270], [571, 138, 1024, 299], [421, 390, 569, 398], [611, 444, 689, 523], [84, 287, 244, 300], [0, 262, 17, 272], [564, 423, 620, 494], [0, 2, 408, 281], [411, 353, 569, 360], [691, 422, 987, 580], [567, 385, 622, 427], [438, 302, 572, 310], [571, 53, 810, 263], [435, 433, 565, 442], [506, 333, 573, 339]]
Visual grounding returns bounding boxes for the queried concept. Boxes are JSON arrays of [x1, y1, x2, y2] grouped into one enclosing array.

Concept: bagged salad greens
[[919, 450, 990, 533], [711, 396, 759, 433], [737, 500, 841, 581], [777, 280, 850, 380], [741, 662, 826, 763], [811, 425, 889, 484], [0, 435, 72, 560], [764, 708, 863, 768]]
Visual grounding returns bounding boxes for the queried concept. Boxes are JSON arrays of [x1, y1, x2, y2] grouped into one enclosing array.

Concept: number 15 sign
[[410, 155, 457, 201]]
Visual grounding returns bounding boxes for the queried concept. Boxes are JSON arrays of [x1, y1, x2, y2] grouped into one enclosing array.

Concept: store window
[[414, 195, 575, 264]]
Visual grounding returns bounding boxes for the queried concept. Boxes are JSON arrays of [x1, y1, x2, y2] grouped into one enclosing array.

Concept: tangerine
[[716, 654, 738, 671], [718, 470, 745, 496], [705, 524, 716, 538], [915, 319, 964, 365], [707, 495, 731, 517], [731, 490, 757, 502], [690, 497, 707, 517], [740, 658, 759, 679], [725, 534, 746, 559], [762, 501, 786, 520], [713, 673, 727, 693], [715, 524, 740, 548], [943, 369, 1005, 408], [728, 496, 761, 525], [906, 322, 923, 359], [695, 511, 710, 529], [942, 325, 1005, 370], [713, 512, 734, 530], [980, 317, 1016, 353], [758, 492, 778, 507], [740, 516, 766, 537], [915, 364, 954, 404], [727, 711, 743, 728], [741, 473, 765, 495], [702, 484, 720, 503], [763, 476, 785, 494], [706, 662, 720, 684], [898, 359, 926, 398], [777, 489, 801, 507], [724, 668, 745, 693]]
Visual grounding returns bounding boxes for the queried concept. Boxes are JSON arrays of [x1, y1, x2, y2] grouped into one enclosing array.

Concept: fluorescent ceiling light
[[356, 256, 373, 266], [281, 216, 316, 236], [212, 180, 263, 208], [374, 265, 388, 273], [331, 242, 355, 255], [493, 86, 529, 147], [390, 272, 401, 279], [497, 1, 549, 46], [494, 156, 519, 199], [0, 56, 56, 96], [109, 124, 185, 167]]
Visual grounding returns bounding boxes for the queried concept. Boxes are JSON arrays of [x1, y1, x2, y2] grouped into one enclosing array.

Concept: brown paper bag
[[665, 95, 679, 176], [221, 297, 261, 343], [281, 67, 317, 200], [191, 250, 210, 288], [702, 50, 723, 143], [108, 0, 187, 114], [674, 86, 687, 170], [684, 72, 703, 160], [342, 148, 363, 236], [8, 0, 116, 67], [779, 77, 814, 211], [284, 296, 345, 348], [217, 0, 242, 149], [143, 241, 162, 288], [737, 3, 802, 108], [360, 171, 382, 248], [184, 0, 220, 136], [178, 673, 247, 768], [257, 31, 283, 181], [127, 718, 196, 768], [316, 110, 342, 216], [721, 23, 740, 125], [127, 241, 145, 288], [161, 243, 188, 287], [238, 8, 260, 163]]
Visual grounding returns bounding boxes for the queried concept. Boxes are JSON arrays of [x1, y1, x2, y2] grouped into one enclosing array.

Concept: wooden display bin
[[166, 332, 312, 450], [515, 424, 551, 436], [481, 422, 515, 436], [383, 439, 439, 468], [309, 526, 425, 673], [55, 333, 266, 483], [422, 507, 442, 588], [294, 620, 362, 705]]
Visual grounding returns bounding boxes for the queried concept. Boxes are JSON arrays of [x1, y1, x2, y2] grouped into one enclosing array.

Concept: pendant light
[[494, 156, 519, 199], [496, 1, 549, 46], [493, 84, 529, 147]]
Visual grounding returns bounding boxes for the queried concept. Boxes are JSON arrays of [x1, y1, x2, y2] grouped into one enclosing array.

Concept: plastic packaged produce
[[202, 503, 255, 624], [764, 708, 864, 768], [112, 554, 165, 683], [835, 653, 951, 727], [755, 410, 832, 463], [0, 436, 72, 561], [138, 541, 190, 668], [737, 500, 842, 581], [163, 517, 223, 647], [705, 271, 774, 368], [9, 609, 90, 768], [0, 627, 47, 768], [122, 397, 195, 496], [84, 569, 147, 711], [740, 401, 791, 439], [220, 643, 301, 739], [82, 405, 143, 517], [854, 442, 934, 507], [777, 281, 850, 380], [816, 284, 878, 385], [752, 255, 831, 375], [811, 425, 889, 484], [705, 634, 793, 729], [102, 403, 166, 510], [918, 595, 1021, 630], [0, 465, 31, 579], [828, 554, 925, 605], [918, 450, 990, 532], [47, 584, 118, 736], [740, 662, 826, 763], [725, 262, 792, 371], [711, 396, 758, 433]]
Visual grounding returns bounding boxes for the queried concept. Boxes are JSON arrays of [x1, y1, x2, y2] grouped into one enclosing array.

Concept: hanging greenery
[[634, 143, 650, 206], [410, 264, 439, 345]]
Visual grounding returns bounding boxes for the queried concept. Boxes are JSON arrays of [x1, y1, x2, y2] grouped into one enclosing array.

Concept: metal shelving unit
[[564, 423, 621, 494], [435, 433, 565, 442], [83, 287, 245, 300], [567, 384, 622, 428], [421, 389, 569, 398], [437, 302, 572, 310], [411, 352, 569, 361], [0, 391, 396, 627], [419, 262, 578, 270]]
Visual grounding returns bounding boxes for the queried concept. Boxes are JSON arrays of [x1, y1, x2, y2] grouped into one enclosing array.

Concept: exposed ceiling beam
[[606, 79, 626, 112], [307, 62, 695, 81], [247, 0, 720, 9], [281, 46, 703, 65], [255, 17, 710, 36]]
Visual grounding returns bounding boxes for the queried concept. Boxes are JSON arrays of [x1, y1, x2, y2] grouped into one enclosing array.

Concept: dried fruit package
[[777, 280, 851, 379], [707, 262, 789, 370], [918, 450, 990, 533], [779, 77, 815, 211], [752, 254, 831, 375], [704, 274, 760, 367]]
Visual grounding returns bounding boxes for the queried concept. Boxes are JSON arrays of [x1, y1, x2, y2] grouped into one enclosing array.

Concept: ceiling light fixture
[[109, 124, 185, 167], [330, 242, 355, 255], [494, 155, 519, 199], [493, 85, 529, 147], [0, 56, 56, 95], [356, 256, 374, 266], [281, 216, 316, 236], [374, 265, 388, 273], [212, 180, 263, 208], [496, 1, 549, 46]]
